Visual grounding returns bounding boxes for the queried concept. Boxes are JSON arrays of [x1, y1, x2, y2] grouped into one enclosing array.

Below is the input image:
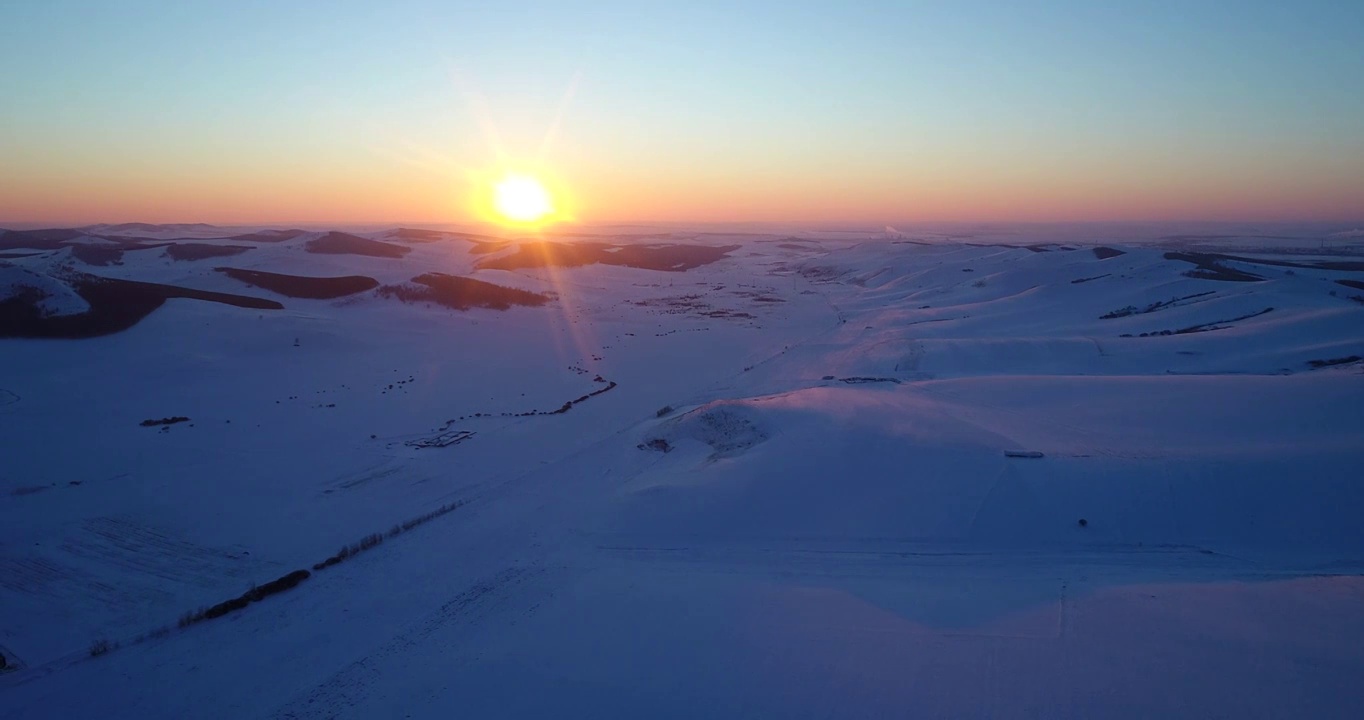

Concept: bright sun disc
[[493, 174, 553, 223]]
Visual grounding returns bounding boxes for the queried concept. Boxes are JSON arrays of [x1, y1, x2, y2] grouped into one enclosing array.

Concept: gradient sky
[[2, 1, 1361, 225]]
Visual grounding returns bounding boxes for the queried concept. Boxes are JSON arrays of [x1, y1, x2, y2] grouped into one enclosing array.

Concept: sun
[[493, 174, 553, 224]]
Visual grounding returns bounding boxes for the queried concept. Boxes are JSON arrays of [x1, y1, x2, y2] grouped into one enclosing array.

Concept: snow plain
[[2, 224, 1363, 718]]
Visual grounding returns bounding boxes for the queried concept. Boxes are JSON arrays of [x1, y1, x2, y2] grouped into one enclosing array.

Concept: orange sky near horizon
[[3, 3, 1361, 228], [3, 143, 1361, 227]]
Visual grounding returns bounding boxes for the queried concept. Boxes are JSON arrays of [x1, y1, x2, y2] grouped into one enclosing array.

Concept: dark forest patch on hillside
[[469, 240, 512, 255], [1120, 307, 1274, 337], [225, 229, 308, 244], [69, 245, 133, 266], [1205, 254, 1364, 272], [478, 241, 738, 272], [217, 267, 379, 299], [1100, 291, 1215, 319], [0, 228, 88, 250], [1, 273, 281, 339], [166, 243, 254, 261], [305, 232, 410, 258], [1307, 356, 1362, 369], [1165, 252, 1265, 282], [377, 273, 549, 310], [389, 228, 453, 242]]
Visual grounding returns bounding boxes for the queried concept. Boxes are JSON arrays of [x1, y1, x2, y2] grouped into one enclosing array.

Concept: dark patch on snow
[[305, 231, 410, 258], [69, 244, 126, 266], [377, 273, 549, 310], [1100, 291, 1215, 319], [1307, 356, 1362, 369], [407, 430, 476, 449], [1092, 246, 1126, 260], [1165, 252, 1265, 282], [177, 569, 312, 628], [390, 228, 452, 242], [1120, 308, 1275, 337], [0, 228, 88, 250], [166, 243, 254, 261], [468, 240, 512, 255], [478, 241, 738, 272], [140, 416, 190, 427], [224, 229, 308, 244], [638, 438, 673, 453], [0, 272, 282, 339], [217, 267, 379, 299], [1200, 254, 1364, 272]]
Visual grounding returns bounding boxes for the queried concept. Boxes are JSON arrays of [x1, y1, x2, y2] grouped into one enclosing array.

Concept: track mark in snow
[[274, 563, 554, 719], [62, 516, 258, 589]]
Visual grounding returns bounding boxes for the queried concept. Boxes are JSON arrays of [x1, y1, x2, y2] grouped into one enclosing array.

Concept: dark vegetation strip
[[216, 267, 380, 299], [305, 231, 410, 258], [468, 240, 512, 255], [1071, 273, 1110, 284], [1120, 307, 1274, 337], [166, 243, 254, 261], [546, 380, 618, 414], [377, 273, 549, 310], [409, 375, 621, 447], [0, 227, 88, 250], [1092, 246, 1126, 259], [1197, 253, 1364, 272], [69, 245, 127, 266], [443, 377, 618, 424], [312, 500, 467, 570], [1307, 356, 1362, 369], [0, 273, 282, 339], [477, 241, 739, 272], [0, 230, 170, 265], [1164, 252, 1265, 282], [177, 570, 312, 629], [140, 416, 189, 427], [1337, 279, 1364, 291], [389, 228, 452, 242], [83, 499, 475, 658], [1100, 291, 1215, 319], [224, 229, 308, 244], [1, 227, 300, 253]]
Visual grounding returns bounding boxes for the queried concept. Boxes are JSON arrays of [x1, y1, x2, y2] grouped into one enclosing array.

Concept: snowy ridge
[[0, 263, 89, 317], [1, 225, 1363, 718]]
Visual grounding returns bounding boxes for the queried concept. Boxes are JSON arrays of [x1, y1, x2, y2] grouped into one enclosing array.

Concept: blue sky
[[2, 1, 1361, 223]]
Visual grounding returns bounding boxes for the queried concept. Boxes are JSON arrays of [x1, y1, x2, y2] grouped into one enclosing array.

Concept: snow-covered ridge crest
[[0, 263, 88, 317]]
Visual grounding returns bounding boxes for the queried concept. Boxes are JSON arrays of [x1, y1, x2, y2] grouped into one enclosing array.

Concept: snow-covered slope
[[2, 226, 1362, 718], [0, 264, 89, 317]]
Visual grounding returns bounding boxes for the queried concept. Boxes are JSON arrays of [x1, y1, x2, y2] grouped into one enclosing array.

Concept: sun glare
[[493, 174, 553, 224]]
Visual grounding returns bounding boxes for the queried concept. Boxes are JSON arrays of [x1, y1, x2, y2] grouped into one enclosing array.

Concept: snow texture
[[2, 223, 1363, 718]]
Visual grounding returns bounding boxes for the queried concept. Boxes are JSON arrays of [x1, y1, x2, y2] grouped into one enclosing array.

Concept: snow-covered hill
[[2, 225, 1362, 718]]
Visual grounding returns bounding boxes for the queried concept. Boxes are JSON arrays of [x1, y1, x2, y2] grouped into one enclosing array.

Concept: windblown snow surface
[[2, 224, 1364, 718]]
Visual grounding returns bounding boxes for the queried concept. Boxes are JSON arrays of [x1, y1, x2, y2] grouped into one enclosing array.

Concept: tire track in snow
[[273, 562, 553, 719]]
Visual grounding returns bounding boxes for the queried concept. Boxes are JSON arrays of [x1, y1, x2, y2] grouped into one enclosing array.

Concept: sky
[[1, 0, 1361, 226]]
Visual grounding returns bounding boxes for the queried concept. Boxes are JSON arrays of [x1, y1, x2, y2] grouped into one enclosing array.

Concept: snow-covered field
[[2, 224, 1363, 718]]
